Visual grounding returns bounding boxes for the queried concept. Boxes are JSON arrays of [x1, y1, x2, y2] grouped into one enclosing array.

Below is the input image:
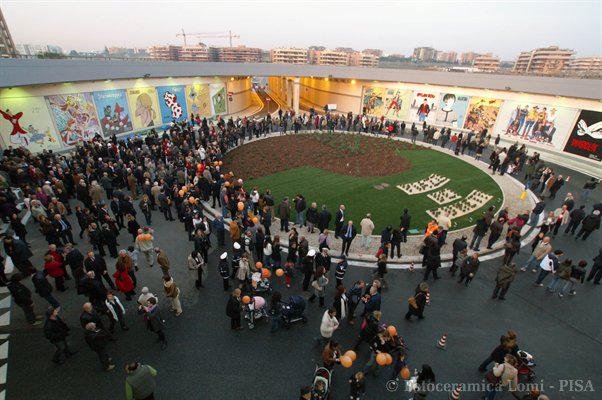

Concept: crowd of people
[[0, 107, 600, 400]]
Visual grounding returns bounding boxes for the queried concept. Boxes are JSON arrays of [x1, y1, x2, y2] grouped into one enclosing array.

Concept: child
[[348, 371, 366, 399], [128, 246, 139, 271]]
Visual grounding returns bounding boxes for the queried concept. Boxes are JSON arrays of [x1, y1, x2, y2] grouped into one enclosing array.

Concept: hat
[[233, 242, 241, 250], [141, 287, 149, 294], [220, 252, 228, 260], [307, 249, 315, 257]]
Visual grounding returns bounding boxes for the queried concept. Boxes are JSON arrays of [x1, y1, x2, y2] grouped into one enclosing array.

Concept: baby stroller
[[516, 349, 536, 382], [244, 296, 269, 329], [251, 272, 272, 295], [281, 295, 307, 327], [311, 366, 332, 400]]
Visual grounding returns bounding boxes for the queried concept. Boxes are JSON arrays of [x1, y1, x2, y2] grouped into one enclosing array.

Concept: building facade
[[437, 51, 458, 63], [309, 49, 349, 66], [459, 52, 479, 65], [564, 57, 602, 75], [270, 47, 308, 64], [0, 8, 17, 58], [149, 45, 182, 61], [213, 46, 262, 63], [348, 52, 379, 67], [473, 54, 500, 72], [513, 46, 575, 74], [179, 45, 210, 62], [412, 47, 436, 62]]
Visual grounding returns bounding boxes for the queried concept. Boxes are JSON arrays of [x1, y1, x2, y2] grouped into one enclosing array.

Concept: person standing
[[521, 236, 552, 272], [478, 330, 519, 372], [188, 250, 205, 289], [155, 248, 170, 277], [294, 194, 306, 227], [359, 214, 375, 249], [451, 235, 468, 272], [7, 273, 42, 326], [340, 221, 357, 257], [458, 253, 480, 287], [306, 202, 319, 233], [32, 269, 61, 308], [575, 210, 601, 240], [226, 288, 242, 330], [84, 251, 116, 290], [301, 250, 315, 292], [309, 266, 329, 307], [564, 205, 586, 235], [158, 190, 174, 221], [334, 257, 348, 288], [43, 306, 77, 364], [113, 259, 135, 301], [529, 197, 546, 226], [345, 280, 365, 325], [335, 205, 346, 239], [586, 248, 602, 285], [469, 217, 489, 252], [3, 236, 35, 277], [487, 218, 505, 249], [105, 291, 129, 333], [144, 297, 167, 349], [492, 263, 517, 300], [134, 228, 155, 268], [163, 276, 182, 316], [278, 197, 291, 233], [318, 308, 339, 348], [483, 354, 518, 400], [84, 322, 115, 371], [348, 371, 366, 400], [318, 205, 332, 233], [436, 211, 451, 245], [125, 362, 157, 400], [399, 209, 411, 243]]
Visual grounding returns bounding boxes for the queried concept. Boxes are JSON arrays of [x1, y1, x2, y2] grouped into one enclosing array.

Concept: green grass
[[246, 148, 503, 234]]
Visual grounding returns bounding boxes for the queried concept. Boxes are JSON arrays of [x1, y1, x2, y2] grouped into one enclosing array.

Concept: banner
[[563, 109, 602, 162], [0, 96, 62, 152], [92, 89, 133, 136], [494, 101, 579, 150], [408, 91, 440, 124], [463, 97, 503, 132], [362, 86, 388, 116], [434, 93, 470, 128], [46, 93, 102, 146], [156, 85, 189, 124], [126, 87, 162, 130], [210, 83, 227, 115], [185, 84, 212, 118]]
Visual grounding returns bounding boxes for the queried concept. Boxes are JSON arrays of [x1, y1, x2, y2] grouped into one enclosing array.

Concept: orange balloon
[[387, 325, 397, 337], [218, 161, 223, 166], [188, 197, 196, 204], [256, 262, 263, 269], [242, 295, 251, 305], [252, 217, 259, 225], [376, 353, 387, 366], [214, 161, 219, 166], [275, 268, 284, 277], [340, 355, 353, 368], [400, 367, 411, 380], [384, 353, 393, 365], [237, 202, 244, 211], [344, 350, 357, 362], [178, 190, 184, 197], [262, 268, 272, 279], [181, 186, 187, 193]]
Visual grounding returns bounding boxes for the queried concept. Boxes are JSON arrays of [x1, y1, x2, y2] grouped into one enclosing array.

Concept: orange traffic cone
[[437, 333, 447, 350], [449, 384, 462, 399]]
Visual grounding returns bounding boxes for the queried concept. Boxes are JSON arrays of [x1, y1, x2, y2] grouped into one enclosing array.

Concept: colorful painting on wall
[[210, 84, 227, 115], [408, 91, 441, 124], [382, 88, 412, 120], [494, 101, 579, 150], [92, 89, 133, 136], [126, 87, 162, 130], [434, 93, 470, 128], [463, 97, 503, 132], [0, 96, 62, 152], [563, 109, 602, 162], [46, 93, 102, 146], [185, 84, 212, 118], [156, 85, 189, 124], [362, 86, 388, 116]]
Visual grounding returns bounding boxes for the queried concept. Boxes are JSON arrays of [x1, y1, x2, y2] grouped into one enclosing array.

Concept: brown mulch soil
[[223, 133, 416, 180]]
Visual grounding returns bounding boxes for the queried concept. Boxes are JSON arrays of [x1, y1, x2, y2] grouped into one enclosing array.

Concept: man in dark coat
[[334, 205, 345, 239], [84, 322, 114, 371], [565, 205, 586, 235], [317, 205, 332, 233], [405, 282, 428, 321], [52, 214, 77, 246], [43, 307, 77, 364], [487, 218, 505, 249], [110, 195, 125, 229], [399, 209, 411, 243], [84, 251, 115, 289], [469, 217, 489, 252], [32, 269, 61, 308], [158, 190, 174, 221], [576, 210, 601, 241], [452, 235, 468, 268], [3, 236, 35, 276], [7, 273, 42, 326], [339, 221, 357, 257]]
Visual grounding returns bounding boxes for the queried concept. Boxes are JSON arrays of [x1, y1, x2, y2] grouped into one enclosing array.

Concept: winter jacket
[[44, 260, 65, 278], [496, 264, 517, 286], [319, 310, 339, 338]]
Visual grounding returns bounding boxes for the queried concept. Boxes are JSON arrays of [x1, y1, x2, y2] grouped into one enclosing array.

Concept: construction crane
[[176, 29, 240, 47]]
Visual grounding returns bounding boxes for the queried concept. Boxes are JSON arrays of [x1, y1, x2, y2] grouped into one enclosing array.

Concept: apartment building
[[412, 47, 436, 62], [348, 52, 379, 67], [270, 47, 308, 64], [0, 8, 17, 58], [179, 45, 210, 62], [513, 46, 575, 74], [213, 46, 262, 63], [309, 49, 349, 66], [565, 57, 602, 74], [437, 51, 458, 63], [473, 54, 500, 72], [148, 45, 182, 61]]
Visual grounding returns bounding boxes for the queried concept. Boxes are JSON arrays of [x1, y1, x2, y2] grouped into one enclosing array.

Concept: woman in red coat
[[113, 263, 135, 301], [43, 255, 66, 292]]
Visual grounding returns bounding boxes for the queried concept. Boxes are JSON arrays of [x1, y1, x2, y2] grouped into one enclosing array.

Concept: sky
[[2, 0, 601, 60]]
